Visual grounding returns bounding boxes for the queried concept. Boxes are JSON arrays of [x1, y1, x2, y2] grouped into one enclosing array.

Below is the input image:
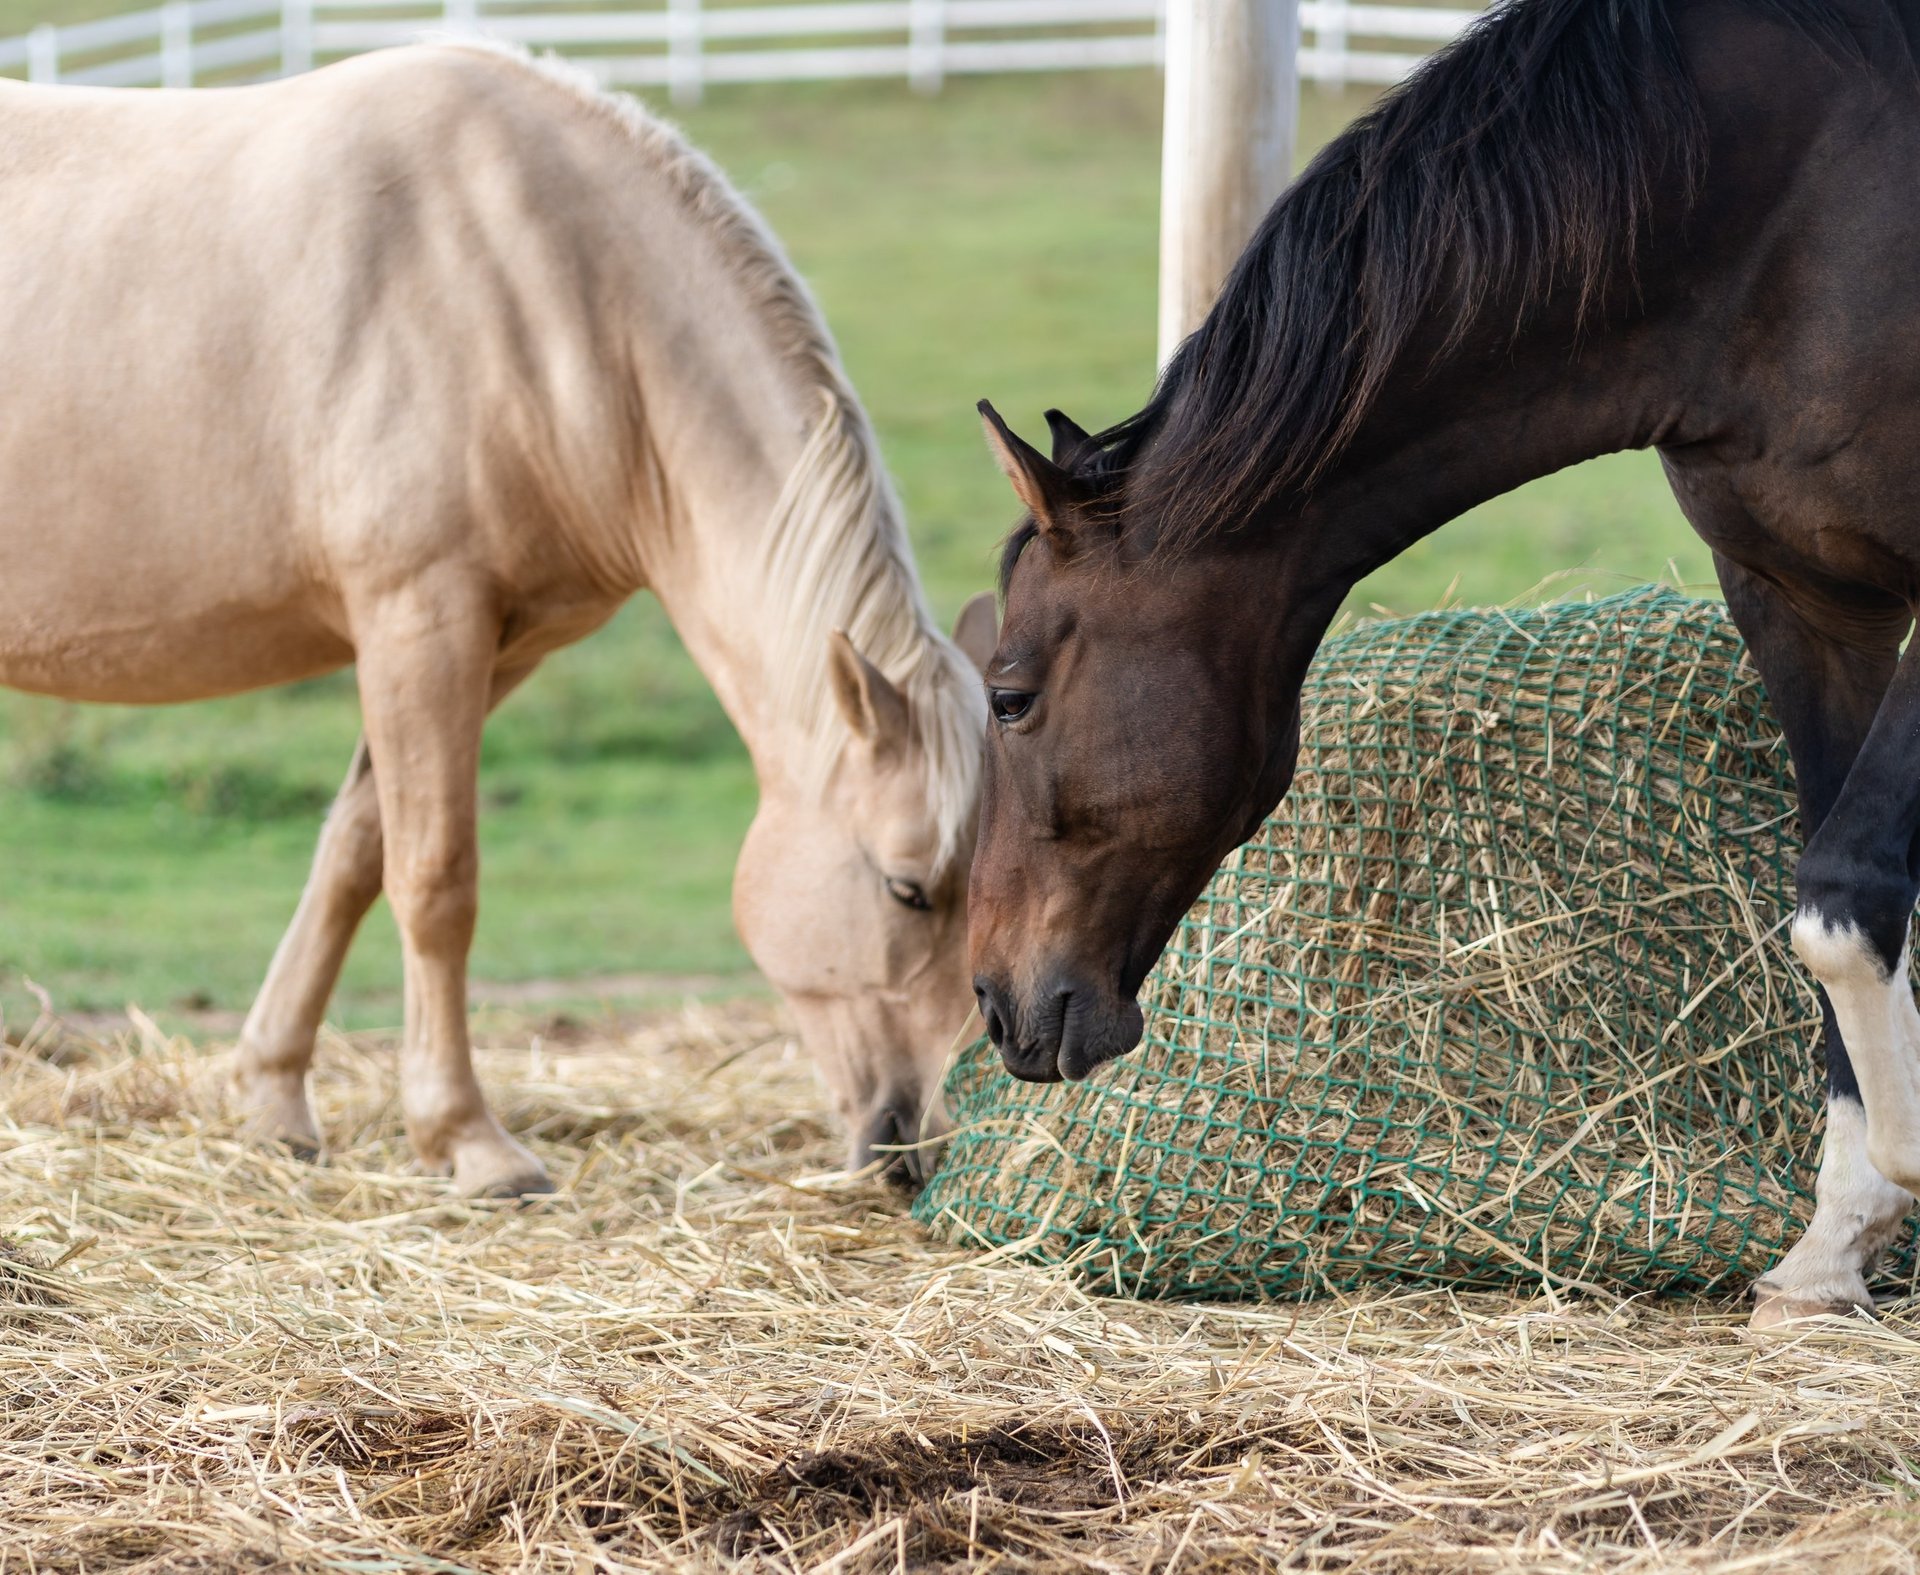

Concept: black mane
[[1090, 0, 1865, 557]]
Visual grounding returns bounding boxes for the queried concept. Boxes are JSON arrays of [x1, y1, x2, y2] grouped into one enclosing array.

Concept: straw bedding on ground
[[4, 1000, 1920, 1572], [920, 590, 1850, 1300]]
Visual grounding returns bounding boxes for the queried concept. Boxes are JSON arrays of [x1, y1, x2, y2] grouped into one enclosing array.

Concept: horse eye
[[886, 877, 931, 912], [991, 689, 1035, 724]]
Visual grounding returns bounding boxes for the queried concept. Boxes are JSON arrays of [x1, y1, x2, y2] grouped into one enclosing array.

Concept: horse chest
[[1662, 392, 1920, 603]]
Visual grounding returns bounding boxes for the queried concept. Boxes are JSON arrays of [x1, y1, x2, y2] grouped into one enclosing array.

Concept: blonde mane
[[453, 42, 985, 869], [760, 382, 986, 871]]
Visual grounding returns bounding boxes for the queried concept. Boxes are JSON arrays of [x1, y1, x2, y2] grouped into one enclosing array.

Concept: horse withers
[[0, 45, 993, 1194], [969, 0, 1920, 1323]]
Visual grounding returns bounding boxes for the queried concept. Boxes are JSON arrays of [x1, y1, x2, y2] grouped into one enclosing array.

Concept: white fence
[[0, 0, 1478, 101]]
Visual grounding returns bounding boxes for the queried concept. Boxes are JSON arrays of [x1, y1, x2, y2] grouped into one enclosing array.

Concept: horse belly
[[0, 188, 353, 698], [0, 583, 353, 705], [0, 491, 351, 703]]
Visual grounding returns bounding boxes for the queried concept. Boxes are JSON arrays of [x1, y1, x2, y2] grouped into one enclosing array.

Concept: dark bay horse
[[969, 0, 1920, 1325]]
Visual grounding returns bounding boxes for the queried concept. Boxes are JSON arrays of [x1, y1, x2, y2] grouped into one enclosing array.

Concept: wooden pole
[[1157, 0, 1299, 366]]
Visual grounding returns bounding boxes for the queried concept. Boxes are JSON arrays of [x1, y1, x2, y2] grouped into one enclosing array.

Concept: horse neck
[[1119, 0, 1776, 608], [1284, 316, 1682, 599], [633, 358, 943, 789], [1154, 283, 1703, 717], [493, 67, 965, 807]]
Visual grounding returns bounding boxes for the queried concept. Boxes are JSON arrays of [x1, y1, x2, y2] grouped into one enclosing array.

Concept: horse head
[[965, 403, 1314, 1084], [733, 595, 998, 1182]]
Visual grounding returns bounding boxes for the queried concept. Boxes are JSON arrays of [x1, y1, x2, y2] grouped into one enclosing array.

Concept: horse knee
[[1792, 908, 1893, 987], [385, 842, 479, 945], [1794, 839, 1916, 977], [1793, 903, 1920, 1188]]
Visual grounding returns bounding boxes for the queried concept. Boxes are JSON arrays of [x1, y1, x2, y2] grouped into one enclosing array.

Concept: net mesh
[[915, 589, 1870, 1301]]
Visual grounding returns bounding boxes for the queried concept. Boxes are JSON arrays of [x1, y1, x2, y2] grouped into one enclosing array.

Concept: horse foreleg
[[1710, 554, 1914, 1327], [1753, 1080, 1913, 1326], [353, 584, 551, 1198], [1775, 637, 1920, 1322], [233, 663, 539, 1159]]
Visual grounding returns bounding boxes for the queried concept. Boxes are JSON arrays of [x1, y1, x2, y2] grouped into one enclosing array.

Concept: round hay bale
[[915, 588, 1854, 1300]]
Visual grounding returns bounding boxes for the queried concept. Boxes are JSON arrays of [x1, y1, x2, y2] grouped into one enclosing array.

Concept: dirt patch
[[712, 1422, 1162, 1559]]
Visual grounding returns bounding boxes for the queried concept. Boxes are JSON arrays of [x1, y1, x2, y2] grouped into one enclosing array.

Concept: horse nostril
[[858, 1103, 917, 1191], [973, 976, 1009, 1047]]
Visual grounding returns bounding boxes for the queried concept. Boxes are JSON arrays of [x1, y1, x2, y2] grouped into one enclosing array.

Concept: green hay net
[[915, 588, 1851, 1301]]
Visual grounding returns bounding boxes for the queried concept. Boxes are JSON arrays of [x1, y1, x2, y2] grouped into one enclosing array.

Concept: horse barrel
[[915, 588, 1879, 1300]]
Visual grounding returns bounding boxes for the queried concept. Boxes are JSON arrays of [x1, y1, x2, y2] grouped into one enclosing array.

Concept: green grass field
[[0, 69, 1716, 1028]]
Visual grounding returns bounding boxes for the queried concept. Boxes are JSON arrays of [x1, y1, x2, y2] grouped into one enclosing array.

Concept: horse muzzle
[[973, 971, 1145, 1083], [851, 1087, 951, 1189]]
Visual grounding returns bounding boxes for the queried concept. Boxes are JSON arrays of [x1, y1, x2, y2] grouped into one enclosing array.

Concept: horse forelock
[[455, 43, 983, 867], [997, 519, 1040, 598], [1098, 0, 1873, 560]]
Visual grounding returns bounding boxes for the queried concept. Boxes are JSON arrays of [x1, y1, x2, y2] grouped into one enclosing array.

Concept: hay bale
[[916, 588, 1853, 1299]]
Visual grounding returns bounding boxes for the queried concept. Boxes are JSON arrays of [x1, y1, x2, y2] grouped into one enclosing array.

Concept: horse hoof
[[236, 1107, 324, 1162], [451, 1134, 555, 1200], [467, 1171, 557, 1202], [240, 1122, 323, 1164], [1750, 1280, 1872, 1331], [249, 1125, 323, 1164]]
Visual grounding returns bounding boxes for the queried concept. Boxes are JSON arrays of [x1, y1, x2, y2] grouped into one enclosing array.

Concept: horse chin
[[998, 1040, 1066, 1083], [1057, 996, 1145, 1082]]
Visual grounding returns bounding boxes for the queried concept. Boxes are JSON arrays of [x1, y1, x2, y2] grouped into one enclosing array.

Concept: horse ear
[[951, 592, 998, 676], [1043, 408, 1092, 466], [978, 400, 1077, 537], [827, 631, 909, 755]]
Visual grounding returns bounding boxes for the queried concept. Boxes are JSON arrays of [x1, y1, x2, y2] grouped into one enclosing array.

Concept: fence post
[[161, 1, 193, 87], [27, 23, 57, 83], [281, 0, 312, 75], [1316, 0, 1345, 86], [668, 0, 702, 106], [1157, 0, 1299, 365], [443, 0, 480, 35], [908, 0, 944, 94]]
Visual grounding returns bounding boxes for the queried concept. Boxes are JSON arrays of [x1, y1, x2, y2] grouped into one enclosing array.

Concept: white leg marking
[[1793, 912, 1920, 1193], [1753, 1095, 1912, 1328]]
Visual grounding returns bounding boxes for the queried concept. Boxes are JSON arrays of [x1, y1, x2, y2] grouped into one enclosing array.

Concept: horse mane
[[1097, 0, 1867, 558], [450, 42, 984, 869], [760, 381, 986, 873]]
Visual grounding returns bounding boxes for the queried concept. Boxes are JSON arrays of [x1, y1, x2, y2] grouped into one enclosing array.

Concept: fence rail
[[0, 0, 1479, 99]]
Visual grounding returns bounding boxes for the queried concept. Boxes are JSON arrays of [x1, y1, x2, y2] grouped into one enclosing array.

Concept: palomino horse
[[0, 44, 994, 1195], [970, 0, 1920, 1324]]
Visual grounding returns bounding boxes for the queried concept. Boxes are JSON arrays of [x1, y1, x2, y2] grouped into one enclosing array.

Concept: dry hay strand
[[918, 589, 1865, 1300], [3, 1002, 1920, 1571]]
